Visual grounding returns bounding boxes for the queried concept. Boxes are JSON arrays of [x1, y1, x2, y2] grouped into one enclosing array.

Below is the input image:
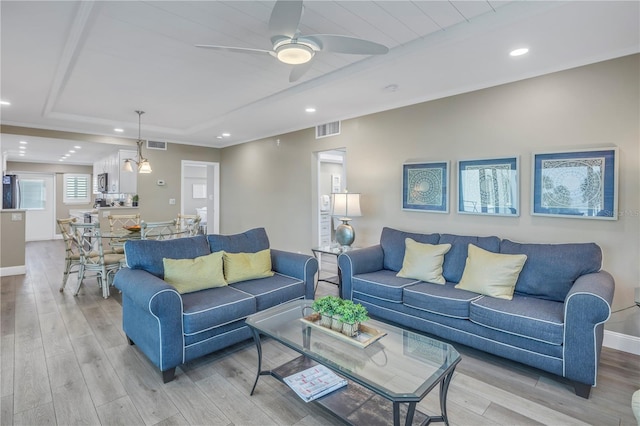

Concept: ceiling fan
[[195, 0, 389, 82]]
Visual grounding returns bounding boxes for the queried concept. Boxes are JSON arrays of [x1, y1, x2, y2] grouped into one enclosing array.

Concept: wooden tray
[[300, 313, 386, 348]]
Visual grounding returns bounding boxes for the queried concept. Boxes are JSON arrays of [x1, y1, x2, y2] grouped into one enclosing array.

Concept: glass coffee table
[[246, 299, 461, 426]]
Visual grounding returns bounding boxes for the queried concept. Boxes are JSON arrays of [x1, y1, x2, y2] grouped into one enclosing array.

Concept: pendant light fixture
[[123, 110, 152, 174]]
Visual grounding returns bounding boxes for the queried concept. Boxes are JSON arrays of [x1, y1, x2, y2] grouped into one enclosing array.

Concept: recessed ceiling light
[[19, 140, 27, 145], [19, 153, 25, 156], [305, 107, 316, 113], [19, 146, 26, 150], [59, 158, 64, 162], [510, 48, 529, 57], [69, 150, 76, 154], [0, 100, 10, 106], [74, 145, 81, 149], [114, 128, 124, 133], [222, 133, 231, 137], [216, 136, 223, 139]]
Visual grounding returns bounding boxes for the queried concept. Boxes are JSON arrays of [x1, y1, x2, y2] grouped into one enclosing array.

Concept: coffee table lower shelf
[[260, 355, 443, 426]]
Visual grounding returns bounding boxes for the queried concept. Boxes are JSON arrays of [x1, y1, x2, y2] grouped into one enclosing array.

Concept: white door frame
[[12, 171, 56, 241], [181, 160, 219, 234]]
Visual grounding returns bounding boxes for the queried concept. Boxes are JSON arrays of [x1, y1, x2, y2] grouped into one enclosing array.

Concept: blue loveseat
[[113, 228, 318, 382], [338, 227, 614, 398]]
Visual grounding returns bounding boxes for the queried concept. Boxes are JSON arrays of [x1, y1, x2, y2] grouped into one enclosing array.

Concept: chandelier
[[123, 110, 152, 174]]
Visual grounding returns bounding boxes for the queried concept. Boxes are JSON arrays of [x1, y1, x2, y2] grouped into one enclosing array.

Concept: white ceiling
[[1, 1, 638, 165]]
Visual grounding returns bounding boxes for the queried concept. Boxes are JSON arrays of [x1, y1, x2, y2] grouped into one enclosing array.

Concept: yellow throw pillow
[[163, 251, 227, 294], [455, 244, 527, 300], [223, 249, 274, 284], [396, 238, 452, 284]]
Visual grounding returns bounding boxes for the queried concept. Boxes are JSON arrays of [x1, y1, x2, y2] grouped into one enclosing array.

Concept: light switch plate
[[169, 198, 176, 205]]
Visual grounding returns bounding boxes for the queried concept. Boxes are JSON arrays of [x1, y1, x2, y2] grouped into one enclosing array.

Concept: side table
[[311, 245, 359, 298]]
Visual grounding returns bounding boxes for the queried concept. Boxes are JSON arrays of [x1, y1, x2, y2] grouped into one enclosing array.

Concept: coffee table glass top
[[246, 299, 460, 401]]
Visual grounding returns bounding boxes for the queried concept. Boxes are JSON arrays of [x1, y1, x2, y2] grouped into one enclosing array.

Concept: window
[[63, 173, 91, 204], [19, 179, 46, 209]]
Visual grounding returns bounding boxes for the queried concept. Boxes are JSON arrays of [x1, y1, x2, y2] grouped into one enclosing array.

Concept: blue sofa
[[113, 228, 318, 382], [338, 227, 614, 398]]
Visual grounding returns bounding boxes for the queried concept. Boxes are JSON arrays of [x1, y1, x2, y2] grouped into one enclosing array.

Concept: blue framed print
[[458, 157, 519, 216], [402, 161, 449, 213], [532, 148, 618, 220]]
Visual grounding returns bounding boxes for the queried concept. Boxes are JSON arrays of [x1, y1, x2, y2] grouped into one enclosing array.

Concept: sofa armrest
[[271, 249, 318, 300], [113, 268, 184, 371], [338, 245, 384, 300], [563, 270, 614, 387]]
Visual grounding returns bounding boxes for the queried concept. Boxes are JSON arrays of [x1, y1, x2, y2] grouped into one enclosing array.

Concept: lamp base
[[335, 220, 355, 247]]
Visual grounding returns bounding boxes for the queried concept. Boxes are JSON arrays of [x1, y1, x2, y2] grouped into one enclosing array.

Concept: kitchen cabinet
[[93, 149, 137, 194]]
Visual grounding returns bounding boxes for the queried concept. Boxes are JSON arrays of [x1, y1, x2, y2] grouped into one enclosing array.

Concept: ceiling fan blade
[[304, 34, 388, 55], [289, 58, 315, 83], [269, 0, 303, 38], [195, 44, 275, 56]]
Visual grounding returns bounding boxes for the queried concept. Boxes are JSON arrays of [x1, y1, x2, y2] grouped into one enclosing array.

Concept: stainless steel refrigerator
[[2, 174, 20, 209]]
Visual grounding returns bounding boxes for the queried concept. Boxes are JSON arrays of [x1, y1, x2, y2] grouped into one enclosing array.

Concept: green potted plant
[[312, 296, 342, 328], [338, 300, 369, 337], [132, 194, 139, 207]]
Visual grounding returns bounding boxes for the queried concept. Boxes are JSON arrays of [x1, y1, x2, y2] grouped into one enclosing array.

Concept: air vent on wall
[[316, 121, 341, 139], [146, 140, 167, 150]]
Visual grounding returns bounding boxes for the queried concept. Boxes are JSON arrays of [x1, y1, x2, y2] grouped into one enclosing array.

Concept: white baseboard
[[603, 330, 640, 356], [0, 265, 26, 277]]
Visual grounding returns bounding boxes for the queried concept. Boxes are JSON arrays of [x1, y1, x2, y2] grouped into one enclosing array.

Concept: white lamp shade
[[122, 159, 134, 172], [138, 160, 152, 174], [331, 193, 362, 219]]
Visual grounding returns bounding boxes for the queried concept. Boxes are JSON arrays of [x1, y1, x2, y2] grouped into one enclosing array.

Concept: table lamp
[[331, 192, 362, 247]]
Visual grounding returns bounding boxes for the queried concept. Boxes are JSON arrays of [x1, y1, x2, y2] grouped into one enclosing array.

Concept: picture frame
[[458, 157, 519, 216], [532, 148, 618, 220], [402, 161, 449, 213], [192, 183, 206, 199]]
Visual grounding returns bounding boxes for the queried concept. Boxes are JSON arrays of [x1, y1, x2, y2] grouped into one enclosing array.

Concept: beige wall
[[220, 55, 639, 325], [0, 210, 25, 271]]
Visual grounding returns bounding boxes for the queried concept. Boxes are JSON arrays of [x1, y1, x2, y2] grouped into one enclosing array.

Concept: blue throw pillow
[[124, 235, 211, 278], [438, 234, 501, 283], [500, 239, 602, 302], [207, 227, 270, 254], [380, 227, 440, 272]]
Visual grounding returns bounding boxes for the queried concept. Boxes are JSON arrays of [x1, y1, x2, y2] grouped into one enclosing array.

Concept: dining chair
[[69, 222, 125, 298], [108, 213, 140, 253], [176, 214, 202, 236], [140, 220, 180, 240], [56, 217, 84, 293]]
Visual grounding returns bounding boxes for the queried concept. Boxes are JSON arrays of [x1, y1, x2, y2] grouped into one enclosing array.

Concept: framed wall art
[[532, 148, 618, 220], [402, 161, 449, 213], [458, 157, 519, 216]]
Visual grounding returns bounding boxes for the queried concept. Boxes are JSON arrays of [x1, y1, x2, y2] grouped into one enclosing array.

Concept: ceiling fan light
[[276, 43, 314, 65], [138, 160, 152, 174]]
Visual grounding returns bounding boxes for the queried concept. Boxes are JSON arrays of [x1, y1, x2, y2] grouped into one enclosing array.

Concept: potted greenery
[[312, 296, 342, 328], [338, 300, 369, 337], [132, 194, 139, 207]]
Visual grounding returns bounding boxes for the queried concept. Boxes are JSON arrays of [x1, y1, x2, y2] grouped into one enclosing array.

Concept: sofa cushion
[[182, 286, 256, 335], [470, 294, 564, 345], [124, 235, 211, 278], [396, 239, 451, 284], [208, 227, 270, 254], [455, 244, 527, 300], [438, 234, 501, 283], [352, 270, 419, 303], [223, 249, 274, 284], [403, 282, 482, 319], [231, 273, 306, 311], [380, 227, 440, 272], [163, 251, 227, 294], [500, 239, 602, 302]]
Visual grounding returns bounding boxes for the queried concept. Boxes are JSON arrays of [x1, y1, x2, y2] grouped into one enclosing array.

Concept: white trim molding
[[0, 265, 26, 277], [603, 330, 640, 356]]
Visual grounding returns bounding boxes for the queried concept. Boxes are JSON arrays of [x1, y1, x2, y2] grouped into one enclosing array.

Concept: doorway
[[315, 149, 346, 246], [16, 173, 55, 241], [181, 160, 219, 234]]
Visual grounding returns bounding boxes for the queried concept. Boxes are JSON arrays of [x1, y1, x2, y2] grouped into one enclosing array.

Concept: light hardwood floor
[[1, 240, 638, 425]]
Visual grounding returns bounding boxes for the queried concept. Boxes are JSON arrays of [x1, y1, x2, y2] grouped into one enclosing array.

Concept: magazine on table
[[283, 364, 347, 402]]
